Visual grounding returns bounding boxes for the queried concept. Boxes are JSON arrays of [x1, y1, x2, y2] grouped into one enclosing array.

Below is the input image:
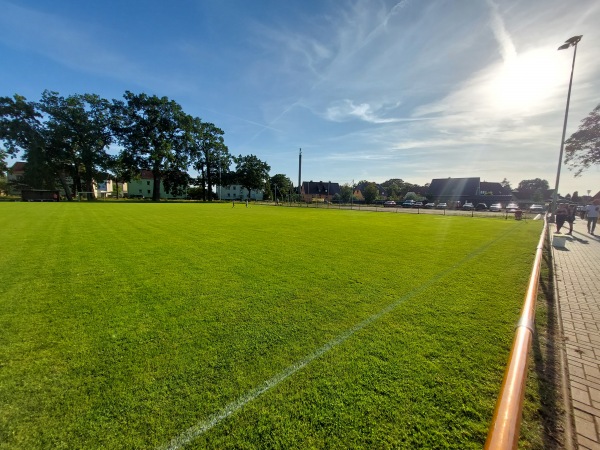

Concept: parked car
[[475, 203, 487, 211], [506, 202, 519, 212], [462, 202, 474, 211], [383, 200, 396, 207], [414, 201, 423, 208], [402, 200, 415, 208], [424, 202, 435, 209], [489, 203, 502, 212], [436, 202, 448, 209], [529, 204, 545, 213]]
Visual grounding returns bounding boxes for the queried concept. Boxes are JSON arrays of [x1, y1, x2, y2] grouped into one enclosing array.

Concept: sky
[[1, 0, 599, 196]]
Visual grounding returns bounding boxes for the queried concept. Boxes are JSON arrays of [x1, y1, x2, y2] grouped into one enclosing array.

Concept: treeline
[[0, 90, 271, 201]]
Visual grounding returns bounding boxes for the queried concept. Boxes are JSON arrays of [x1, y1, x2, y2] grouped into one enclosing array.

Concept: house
[[127, 170, 187, 199], [6, 161, 27, 195], [301, 181, 341, 203], [428, 177, 513, 206], [217, 184, 264, 201]]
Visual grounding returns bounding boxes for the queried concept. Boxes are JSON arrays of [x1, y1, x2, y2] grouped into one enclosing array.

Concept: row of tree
[[0, 91, 274, 201]]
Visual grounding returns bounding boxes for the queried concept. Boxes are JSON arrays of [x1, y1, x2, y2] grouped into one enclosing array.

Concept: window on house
[[138, 189, 142, 193], [147, 181, 150, 186], [147, 190, 151, 194]]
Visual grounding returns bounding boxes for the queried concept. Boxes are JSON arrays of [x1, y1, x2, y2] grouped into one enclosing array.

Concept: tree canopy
[[188, 118, 231, 201], [338, 184, 353, 203], [517, 178, 549, 202], [363, 183, 379, 204], [270, 174, 293, 201], [111, 91, 192, 201], [565, 103, 600, 176], [0, 149, 8, 177], [1, 90, 250, 201], [233, 154, 271, 199], [40, 91, 114, 198], [0, 94, 71, 197]]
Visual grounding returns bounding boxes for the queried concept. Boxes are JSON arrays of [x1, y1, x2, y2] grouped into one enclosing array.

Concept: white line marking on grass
[[160, 227, 517, 450]]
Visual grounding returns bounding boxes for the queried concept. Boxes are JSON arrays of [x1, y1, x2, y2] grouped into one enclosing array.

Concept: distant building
[[301, 181, 340, 202], [217, 184, 264, 201], [427, 177, 513, 206], [6, 161, 27, 195], [94, 180, 127, 198], [127, 170, 187, 199]]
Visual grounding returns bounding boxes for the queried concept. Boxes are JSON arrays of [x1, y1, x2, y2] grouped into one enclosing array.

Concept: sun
[[489, 48, 566, 112]]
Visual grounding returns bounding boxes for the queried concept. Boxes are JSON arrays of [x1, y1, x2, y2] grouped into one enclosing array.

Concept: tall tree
[[572, 191, 580, 203], [0, 94, 72, 198], [233, 154, 270, 200], [500, 178, 512, 190], [188, 117, 231, 201], [111, 92, 190, 201], [339, 184, 353, 203], [270, 174, 293, 201], [565, 104, 600, 176], [40, 91, 113, 199], [363, 183, 379, 204], [517, 178, 549, 201]]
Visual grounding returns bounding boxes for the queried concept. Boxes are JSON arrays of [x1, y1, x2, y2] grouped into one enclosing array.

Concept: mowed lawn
[[0, 203, 543, 449]]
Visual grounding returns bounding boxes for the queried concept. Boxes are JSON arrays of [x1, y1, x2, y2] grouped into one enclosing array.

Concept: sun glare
[[489, 48, 565, 112]]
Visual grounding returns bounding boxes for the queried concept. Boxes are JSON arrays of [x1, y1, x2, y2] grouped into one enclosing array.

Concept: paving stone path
[[553, 218, 600, 449]]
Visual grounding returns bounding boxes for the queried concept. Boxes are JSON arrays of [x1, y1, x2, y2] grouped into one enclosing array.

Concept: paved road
[[553, 218, 600, 449]]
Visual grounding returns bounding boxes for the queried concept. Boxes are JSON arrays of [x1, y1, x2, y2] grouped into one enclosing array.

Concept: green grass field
[[0, 203, 546, 449]]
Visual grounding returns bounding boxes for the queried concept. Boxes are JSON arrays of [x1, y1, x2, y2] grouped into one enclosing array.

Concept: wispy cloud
[[485, 0, 516, 62], [325, 99, 430, 124]]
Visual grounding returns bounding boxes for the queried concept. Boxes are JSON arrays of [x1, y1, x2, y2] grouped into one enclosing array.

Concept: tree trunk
[[57, 170, 73, 201], [153, 172, 161, 201], [206, 161, 213, 202], [85, 178, 97, 200]]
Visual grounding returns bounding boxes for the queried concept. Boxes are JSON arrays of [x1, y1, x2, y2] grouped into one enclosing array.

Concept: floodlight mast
[[552, 35, 582, 216]]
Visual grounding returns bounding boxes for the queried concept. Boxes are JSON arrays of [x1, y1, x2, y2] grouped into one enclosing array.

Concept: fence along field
[[0, 203, 543, 449]]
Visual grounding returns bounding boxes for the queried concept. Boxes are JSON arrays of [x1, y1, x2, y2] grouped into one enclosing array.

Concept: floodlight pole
[[552, 35, 582, 215]]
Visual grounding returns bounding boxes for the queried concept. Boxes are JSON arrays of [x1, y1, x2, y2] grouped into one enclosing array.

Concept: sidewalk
[[553, 217, 600, 449]]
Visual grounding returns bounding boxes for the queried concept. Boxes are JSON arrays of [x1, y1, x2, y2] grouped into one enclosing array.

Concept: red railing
[[485, 217, 548, 449]]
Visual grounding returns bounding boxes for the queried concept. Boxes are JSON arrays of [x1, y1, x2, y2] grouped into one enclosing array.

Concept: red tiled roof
[[11, 161, 26, 172]]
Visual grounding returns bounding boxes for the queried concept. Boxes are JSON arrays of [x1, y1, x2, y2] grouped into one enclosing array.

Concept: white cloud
[[325, 99, 426, 124]]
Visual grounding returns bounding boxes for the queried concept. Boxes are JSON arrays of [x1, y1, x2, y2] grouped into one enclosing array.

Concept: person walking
[[566, 204, 577, 235], [555, 203, 568, 234], [585, 200, 600, 235]]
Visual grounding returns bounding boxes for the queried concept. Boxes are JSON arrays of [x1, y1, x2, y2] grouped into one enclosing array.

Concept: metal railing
[[484, 217, 549, 449]]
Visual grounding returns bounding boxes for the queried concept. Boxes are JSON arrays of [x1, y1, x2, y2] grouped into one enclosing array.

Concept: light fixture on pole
[[552, 35, 582, 215]]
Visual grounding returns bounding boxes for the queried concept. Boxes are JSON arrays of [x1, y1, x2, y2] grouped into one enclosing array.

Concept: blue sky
[[1, 0, 599, 196]]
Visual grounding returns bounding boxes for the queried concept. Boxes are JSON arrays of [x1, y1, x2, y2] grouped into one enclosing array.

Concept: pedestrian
[[245, 199, 248, 208], [585, 200, 600, 235], [232, 200, 235, 207], [565, 204, 576, 235], [555, 203, 568, 233]]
